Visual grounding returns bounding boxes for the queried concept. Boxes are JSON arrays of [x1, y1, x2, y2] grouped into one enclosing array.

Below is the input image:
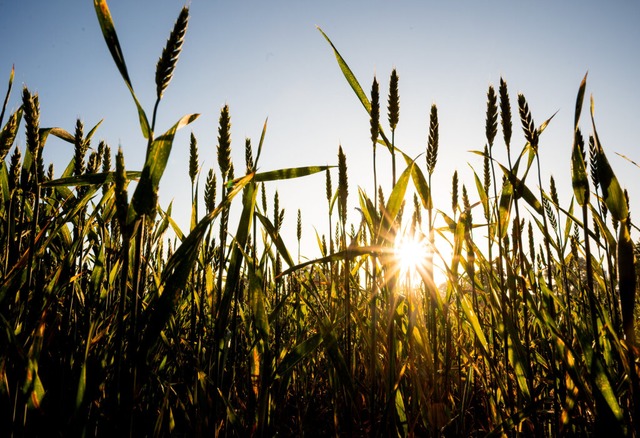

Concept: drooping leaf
[[93, 0, 151, 138], [42, 170, 141, 187], [254, 165, 332, 183], [274, 332, 323, 379], [317, 27, 370, 114], [131, 113, 199, 217]]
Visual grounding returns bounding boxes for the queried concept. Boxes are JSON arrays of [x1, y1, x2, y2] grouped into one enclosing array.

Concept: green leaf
[[131, 113, 199, 217], [0, 64, 15, 126], [248, 264, 270, 341], [41, 170, 141, 187], [498, 178, 513, 239], [592, 355, 624, 422], [75, 322, 96, 411], [213, 179, 258, 355], [145, 113, 199, 188], [44, 126, 75, 144], [571, 74, 590, 206], [358, 188, 379, 237], [472, 168, 491, 225], [254, 117, 268, 167], [571, 138, 589, 206], [254, 165, 332, 182], [317, 27, 370, 114], [274, 332, 323, 379], [383, 162, 412, 233], [94, 0, 151, 138], [317, 27, 393, 152], [459, 293, 489, 353], [412, 163, 432, 211], [591, 98, 627, 221], [256, 212, 295, 268], [395, 390, 408, 436], [574, 72, 588, 129]]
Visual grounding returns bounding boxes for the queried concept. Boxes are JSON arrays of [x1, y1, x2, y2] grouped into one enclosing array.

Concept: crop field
[[1, 1, 639, 436]]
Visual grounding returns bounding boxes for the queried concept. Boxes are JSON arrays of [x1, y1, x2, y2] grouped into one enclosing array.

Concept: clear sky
[[1, 1, 639, 260]]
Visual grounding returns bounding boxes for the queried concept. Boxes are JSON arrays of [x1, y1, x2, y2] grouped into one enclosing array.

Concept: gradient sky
[[1, 1, 639, 260]]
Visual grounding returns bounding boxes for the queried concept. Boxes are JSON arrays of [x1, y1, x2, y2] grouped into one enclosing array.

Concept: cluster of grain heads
[[2, 6, 640, 435], [319, 27, 640, 436]]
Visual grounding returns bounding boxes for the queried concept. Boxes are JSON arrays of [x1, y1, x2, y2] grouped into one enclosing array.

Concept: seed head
[[588, 134, 599, 191], [217, 104, 232, 179], [499, 78, 512, 151], [204, 169, 216, 213], [388, 69, 399, 131], [451, 170, 459, 213], [73, 119, 87, 176], [483, 145, 491, 195], [102, 143, 112, 172], [155, 6, 189, 100], [550, 176, 559, 206], [9, 146, 20, 190], [245, 137, 254, 174], [486, 85, 498, 147], [413, 193, 422, 227], [370, 77, 380, 146], [338, 145, 348, 226], [517, 93, 538, 149], [0, 110, 19, 162], [426, 104, 439, 176], [22, 86, 40, 157], [115, 147, 128, 229], [325, 168, 332, 204], [189, 132, 199, 184]]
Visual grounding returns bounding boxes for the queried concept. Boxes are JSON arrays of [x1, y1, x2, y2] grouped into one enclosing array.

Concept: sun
[[394, 231, 430, 286], [392, 227, 449, 293]]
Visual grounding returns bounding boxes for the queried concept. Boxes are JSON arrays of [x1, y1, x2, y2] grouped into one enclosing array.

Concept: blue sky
[[1, 1, 639, 259]]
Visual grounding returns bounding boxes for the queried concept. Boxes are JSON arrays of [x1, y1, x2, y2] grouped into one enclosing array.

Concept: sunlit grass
[[0, 2, 638, 437]]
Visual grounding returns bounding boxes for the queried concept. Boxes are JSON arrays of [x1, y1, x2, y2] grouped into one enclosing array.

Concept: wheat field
[[1, 2, 639, 436]]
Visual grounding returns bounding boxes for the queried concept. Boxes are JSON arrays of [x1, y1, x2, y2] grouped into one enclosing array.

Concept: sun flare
[[394, 232, 430, 284]]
